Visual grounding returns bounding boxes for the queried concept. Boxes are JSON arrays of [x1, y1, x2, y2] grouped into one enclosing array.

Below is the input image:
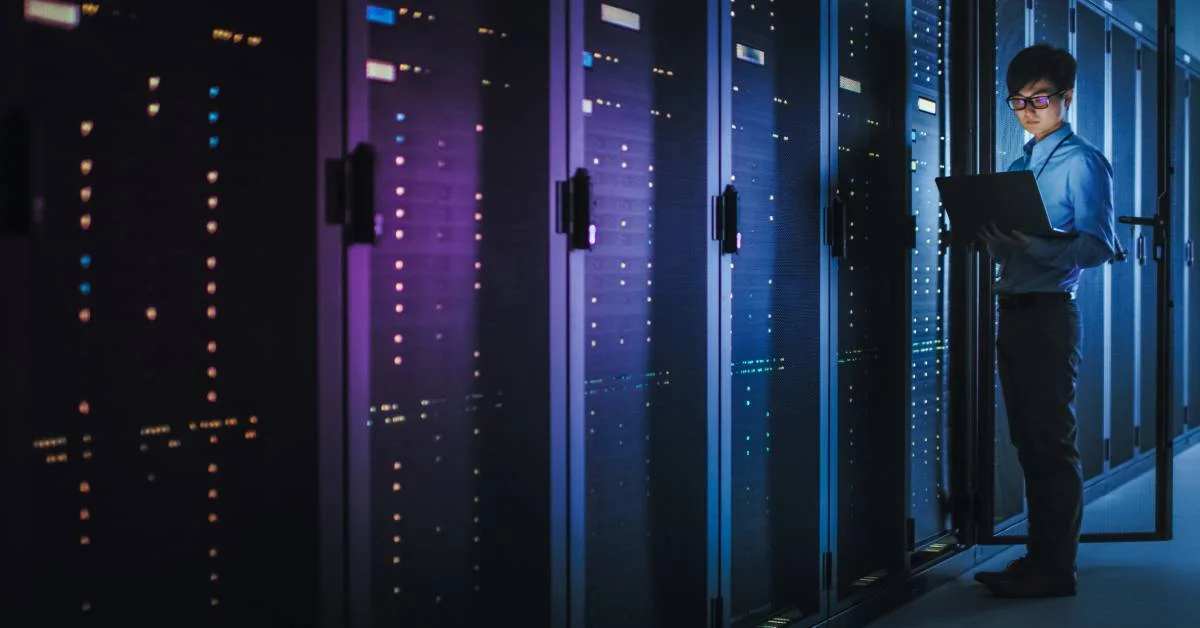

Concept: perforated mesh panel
[[909, 0, 952, 545]]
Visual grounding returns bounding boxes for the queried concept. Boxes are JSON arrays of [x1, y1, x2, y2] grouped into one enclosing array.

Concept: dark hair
[[1005, 44, 1077, 95]]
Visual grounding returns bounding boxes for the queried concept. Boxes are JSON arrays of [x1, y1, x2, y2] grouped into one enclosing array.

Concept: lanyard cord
[[1031, 131, 1073, 180]]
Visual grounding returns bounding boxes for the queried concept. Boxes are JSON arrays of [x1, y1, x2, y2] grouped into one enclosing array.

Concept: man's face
[[1011, 78, 1072, 139]]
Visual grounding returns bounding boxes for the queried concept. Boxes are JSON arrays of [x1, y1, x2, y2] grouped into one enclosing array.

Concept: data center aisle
[[868, 445, 1200, 628]]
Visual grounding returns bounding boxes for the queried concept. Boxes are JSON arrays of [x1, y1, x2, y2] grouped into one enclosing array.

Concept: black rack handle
[[1119, 214, 1160, 264], [325, 142, 380, 245], [558, 168, 593, 251], [0, 108, 34, 235], [713, 184, 739, 255], [346, 143, 379, 245]]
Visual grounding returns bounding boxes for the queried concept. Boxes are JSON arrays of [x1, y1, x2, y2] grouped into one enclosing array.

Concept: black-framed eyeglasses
[[1007, 88, 1067, 111]]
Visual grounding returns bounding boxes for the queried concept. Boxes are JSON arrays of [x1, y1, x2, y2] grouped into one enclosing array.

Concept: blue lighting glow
[[367, 5, 395, 25], [80, 254, 92, 268], [209, 112, 219, 124], [582, 51, 594, 68], [79, 282, 91, 296], [396, 113, 406, 122], [209, 87, 220, 99], [395, 135, 405, 144], [209, 136, 220, 148]]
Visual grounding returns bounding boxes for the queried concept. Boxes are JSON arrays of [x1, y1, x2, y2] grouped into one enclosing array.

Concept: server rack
[[344, 0, 561, 625], [828, 0, 912, 610], [723, 1, 828, 626], [1, 1, 339, 626]]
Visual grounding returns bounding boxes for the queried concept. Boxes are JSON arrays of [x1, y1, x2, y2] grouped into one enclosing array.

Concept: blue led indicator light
[[396, 113, 406, 122], [80, 254, 92, 268], [209, 112, 219, 124], [209, 136, 220, 148], [79, 282, 91, 296], [395, 135, 405, 144], [367, 6, 396, 25], [582, 51, 594, 68], [209, 87, 220, 98]]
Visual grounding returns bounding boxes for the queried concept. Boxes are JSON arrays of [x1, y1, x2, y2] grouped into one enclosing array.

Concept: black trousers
[[996, 295, 1084, 577]]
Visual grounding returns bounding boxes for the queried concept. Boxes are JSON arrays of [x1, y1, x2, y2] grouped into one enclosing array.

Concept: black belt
[[997, 292, 1075, 310]]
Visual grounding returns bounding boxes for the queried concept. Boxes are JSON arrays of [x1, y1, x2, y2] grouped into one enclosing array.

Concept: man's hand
[[978, 222, 1031, 249]]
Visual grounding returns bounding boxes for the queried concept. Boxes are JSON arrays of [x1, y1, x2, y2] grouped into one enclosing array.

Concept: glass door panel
[[980, 0, 1174, 545], [577, 0, 713, 624], [726, 1, 825, 625], [989, 0, 1030, 530], [1109, 23, 1138, 470], [350, 1, 557, 623], [832, 0, 910, 605], [1072, 1, 1109, 485], [4, 1, 326, 624]]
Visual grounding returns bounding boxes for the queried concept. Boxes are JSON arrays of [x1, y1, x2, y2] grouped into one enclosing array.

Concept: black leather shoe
[[985, 567, 1077, 599], [973, 555, 1031, 586]]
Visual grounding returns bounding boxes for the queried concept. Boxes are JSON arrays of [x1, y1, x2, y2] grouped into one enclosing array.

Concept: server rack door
[[571, 1, 714, 626], [1171, 63, 1187, 438], [988, 0, 1030, 533], [1190, 73, 1200, 431], [1108, 23, 1139, 470], [830, 0, 910, 607], [1072, 3, 1110, 485], [908, 0, 955, 558], [980, 3, 1175, 546], [4, 1, 325, 626], [346, 1, 558, 624], [1139, 45, 1160, 455], [723, 2, 825, 626]]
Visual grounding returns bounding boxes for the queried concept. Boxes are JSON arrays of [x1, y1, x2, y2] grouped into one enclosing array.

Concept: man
[[973, 44, 1118, 598]]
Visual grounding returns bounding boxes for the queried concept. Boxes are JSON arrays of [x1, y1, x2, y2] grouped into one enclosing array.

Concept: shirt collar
[[1023, 122, 1074, 158]]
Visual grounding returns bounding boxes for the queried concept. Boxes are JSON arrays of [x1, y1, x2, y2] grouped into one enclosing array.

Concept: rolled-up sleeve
[[1024, 150, 1117, 269]]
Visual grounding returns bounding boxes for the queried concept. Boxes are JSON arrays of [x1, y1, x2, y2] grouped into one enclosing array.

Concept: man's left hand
[[978, 222, 1032, 249]]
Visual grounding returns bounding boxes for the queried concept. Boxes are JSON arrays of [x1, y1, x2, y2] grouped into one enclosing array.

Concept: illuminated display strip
[[839, 75, 862, 93], [917, 96, 937, 115], [23, 0, 79, 29], [367, 59, 397, 83], [736, 43, 766, 66], [367, 5, 396, 25], [600, 4, 641, 31]]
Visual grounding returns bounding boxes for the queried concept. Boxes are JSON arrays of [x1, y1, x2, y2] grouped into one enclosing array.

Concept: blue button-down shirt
[[990, 122, 1118, 295]]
